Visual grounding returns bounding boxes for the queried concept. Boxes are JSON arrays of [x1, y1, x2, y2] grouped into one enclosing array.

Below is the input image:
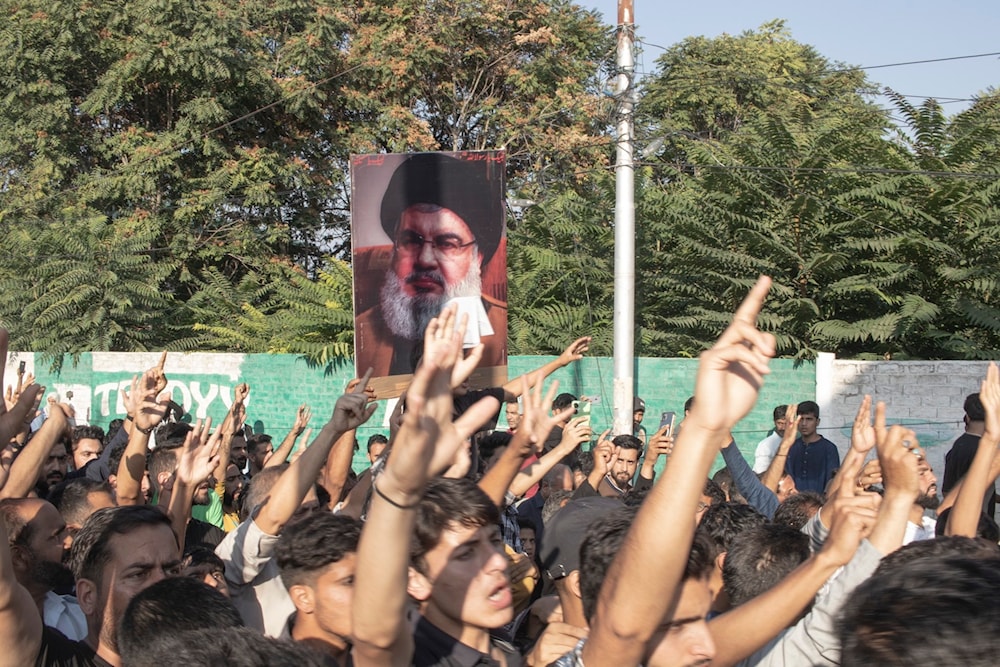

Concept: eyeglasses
[[395, 230, 476, 257]]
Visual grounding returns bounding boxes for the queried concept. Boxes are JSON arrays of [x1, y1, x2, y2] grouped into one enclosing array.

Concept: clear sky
[[583, 0, 999, 114]]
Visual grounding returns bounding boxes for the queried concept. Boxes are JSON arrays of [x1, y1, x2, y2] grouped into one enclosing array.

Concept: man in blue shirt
[[785, 401, 840, 494]]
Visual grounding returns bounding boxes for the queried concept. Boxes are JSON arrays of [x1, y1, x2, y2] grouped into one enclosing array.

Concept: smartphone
[[659, 411, 676, 435], [17, 361, 25, 375], [572, 400, 592, 427]]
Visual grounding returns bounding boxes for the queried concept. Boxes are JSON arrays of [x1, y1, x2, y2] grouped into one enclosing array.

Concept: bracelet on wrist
[[126, 414, 155, 435], [372, 480, 419, 510]]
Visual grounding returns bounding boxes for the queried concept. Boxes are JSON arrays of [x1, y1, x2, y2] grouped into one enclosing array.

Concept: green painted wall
[[18, 353, 815, 474]]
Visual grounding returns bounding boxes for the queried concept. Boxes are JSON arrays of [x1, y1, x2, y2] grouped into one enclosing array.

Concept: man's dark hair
[[181, 545, 226, 575], [107, 441, 128, 480], [579, 507, 711, 621], [48, 478, 112, 527], [541, 490, 574, 525], [576, 450, 594, 477], [711, 467, 746, 504], [147, 444, 183, 495], [153, 422, 192, 449], [69, 505, 174, 584], [516, 516, 537, 534], [873, 534, 1000, 577], [772, 405, 788, 421], [70, 425, 105, 451], [839, 554, 1000, 666], [696, 502, 767, 561], [702, 479, 726, 506], [552, 393, 577, 411], [772, 492, 825, 530], [722, 524, 810, 607], [684, 396, 694, 412], [964, 392, 986, 422], [105, 419, 125, 445], [367, 433, 389, 452], [119, 577, 243, 667], [276, 513, 361, 589], [478, 431, 513, 471], [934, 507, 1000, 542], [247, 433, 273, 456], [410, 477, 499, 575], [142, 627, 330, 666], [611, 434, 642, 452], [796, 400, 820, 418]]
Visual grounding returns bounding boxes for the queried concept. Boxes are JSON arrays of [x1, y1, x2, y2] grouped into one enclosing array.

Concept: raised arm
[[211, 383, 247, 500], [254, 372, 376, 536], [0, 399, 69, 500], [509, 415, 590, 498], [719, 437, 779, 519], [353, 306, 501, 667], [478, 376, 568, 506], [167, 419, 221, 553], [266, 404, 311, 468], [761, 405, 797, 492], [947, 363, 1000, 537], [708, 451, 876, 666], [638, 424, 673, 483], [0, 513, 42, 666], [500, 336, 591, 400], [582, 276, 776, 667], [116, 355, 170, 505]]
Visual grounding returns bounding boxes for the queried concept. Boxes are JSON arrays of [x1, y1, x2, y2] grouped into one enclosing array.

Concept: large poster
[[351, 151, 508, 398]]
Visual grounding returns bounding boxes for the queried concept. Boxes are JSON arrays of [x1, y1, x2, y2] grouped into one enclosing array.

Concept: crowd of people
[[3, 276, 1000, 667]]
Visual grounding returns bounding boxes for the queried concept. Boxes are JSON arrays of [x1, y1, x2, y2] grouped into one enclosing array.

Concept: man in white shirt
[[753, 405, 789, 473]]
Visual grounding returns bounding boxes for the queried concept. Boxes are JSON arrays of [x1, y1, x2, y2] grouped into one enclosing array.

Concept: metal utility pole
[[612, 0, 636, 437]]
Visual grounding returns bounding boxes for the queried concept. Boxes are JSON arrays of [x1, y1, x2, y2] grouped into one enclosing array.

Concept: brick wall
[[822, 358, 990, 479]]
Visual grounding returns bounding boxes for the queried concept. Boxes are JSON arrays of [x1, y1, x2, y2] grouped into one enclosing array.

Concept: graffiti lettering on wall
[[45, 380, 246, 425]]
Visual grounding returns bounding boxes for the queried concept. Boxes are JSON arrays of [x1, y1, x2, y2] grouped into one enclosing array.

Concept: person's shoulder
[[36, 626, 106, 667], [482, 293, 507, 312]]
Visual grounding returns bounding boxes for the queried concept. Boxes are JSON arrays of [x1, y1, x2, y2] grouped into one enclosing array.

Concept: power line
[[636, 161, 1000, 180]]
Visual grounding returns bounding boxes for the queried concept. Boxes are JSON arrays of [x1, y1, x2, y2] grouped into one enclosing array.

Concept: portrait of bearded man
[[352, 152, 508, 397]]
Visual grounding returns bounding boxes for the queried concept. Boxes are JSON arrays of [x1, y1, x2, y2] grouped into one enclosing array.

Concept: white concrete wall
[[821, 359, 994, 478]]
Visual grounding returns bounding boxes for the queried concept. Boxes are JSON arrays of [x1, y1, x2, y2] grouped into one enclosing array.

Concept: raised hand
[[175, 419, 222, 488], [876, 424, 921, 501], [294, 404, 312, 433], [127, 368, 171, 434], [330, 369, 378, 432], [450, 343, 485, 390], [646, 424, 675, 461], [850, 395, 877, 454], [233, 382, 250, 406], [981, 363, 1000, 442], [689, 276, 776, 434], [558, 336, 591, 367]]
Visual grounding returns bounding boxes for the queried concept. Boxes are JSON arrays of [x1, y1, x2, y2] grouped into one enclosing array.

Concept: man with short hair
[[942, 392, 994, 516], [47, 478, 116, 545], [147, 443, 224, 550], [0, 498, 85, 640], [246, 433, 274, 477], [784, 401, 840, 494], [752, 405, 788, 473], [597, 435, 642, 498], [275, 512, 362, 665], [70, 426, 105, 473], [632, 397, 647, 445], [38, 440, 70, 498], [1, 503, 183, 666], [355, 152, 507, 382], [505, 399, 522, 432], [366, 434, 388, 465]]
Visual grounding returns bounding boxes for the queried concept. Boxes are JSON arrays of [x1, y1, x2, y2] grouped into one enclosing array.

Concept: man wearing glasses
[[355, 152, 507, 384]]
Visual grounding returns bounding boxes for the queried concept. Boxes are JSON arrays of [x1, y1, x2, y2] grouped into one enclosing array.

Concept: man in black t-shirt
[[943, 392, 995, 517]]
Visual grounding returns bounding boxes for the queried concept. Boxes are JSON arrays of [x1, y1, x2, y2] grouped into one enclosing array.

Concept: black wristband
[[372, 481, 418, 510]]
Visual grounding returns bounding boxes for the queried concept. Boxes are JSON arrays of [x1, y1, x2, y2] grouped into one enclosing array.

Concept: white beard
[[380, 261, 483, 340]]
